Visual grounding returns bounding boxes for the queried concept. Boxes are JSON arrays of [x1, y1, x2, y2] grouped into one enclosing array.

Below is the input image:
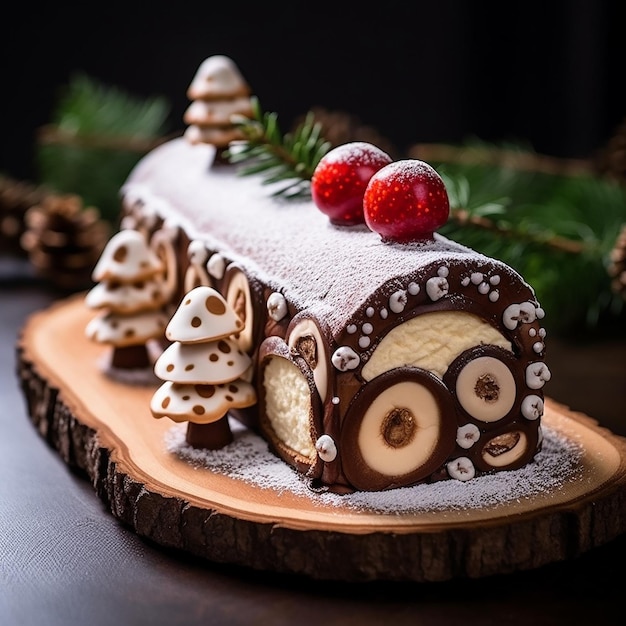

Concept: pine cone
[[594, 116, 626, 185], [608, 223, 626, 299], [294, 107, 399, 159], [21, 193, 110, 291], [0, 175, 48, 257]]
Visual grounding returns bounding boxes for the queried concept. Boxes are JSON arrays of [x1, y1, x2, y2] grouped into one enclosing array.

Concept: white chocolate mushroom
[[165, 286, 244, 344], [92, 229, 163, 282], [154, 338, 251, 384], [525, 362, 552, 389], [503, 302, 537, 330], [426, 276, 449, 301], [521, 394, 544, 420], [456, 423, 481, 449], [447, 457, 476, 481], [331, 346, 360, 371], [389, 290, 407, 313], [315, 435, 337, 462], [267, 292, 288, 322]]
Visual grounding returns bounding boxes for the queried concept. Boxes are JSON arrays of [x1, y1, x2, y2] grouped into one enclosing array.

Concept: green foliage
[[225, 97, 331, 198], [36, 74, 170, 222], [434, 151, 626, 334]]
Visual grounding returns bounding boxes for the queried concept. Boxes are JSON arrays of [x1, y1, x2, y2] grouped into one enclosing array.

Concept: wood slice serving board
[[17, 295, 626, 582]]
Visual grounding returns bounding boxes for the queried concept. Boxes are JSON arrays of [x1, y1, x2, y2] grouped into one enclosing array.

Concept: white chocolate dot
[[331, 396, 340, 405], [539, 328, 546, 338], [447, 457, 476, 481], [380, 308, 388, 319], [478, 282, 490, 294], [521, 394, 544, 420], [525, 362, 551, 389], [426, 276, 449, 301], [488, 290, 500, 302], [365, 307, 375, 318], [267, 292, 288, 321], [207, 253, 225, 279], [489, 275, 501, 285], [503, 302, 537, 330], [389, 290, 408, 313], [187, 240, 208, 264], [438, 266, 449, 277], [358, 336, 371, 349], [471, 272, 483, 285], [362, 322, 373, 335], [529, 328, 537, 337], [408, 282, 420, 295], [347, 324, 357, 334], [456, 423, 481, 449], [533, 342, 544, 353], [315, 435, 337, 462], [332, 346, 360, 371], [461, 277, 470, 287]]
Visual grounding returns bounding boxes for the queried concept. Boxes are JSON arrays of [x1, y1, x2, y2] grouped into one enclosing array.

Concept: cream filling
[[263, 357, 315, 459], [362, 311, 512, 381]]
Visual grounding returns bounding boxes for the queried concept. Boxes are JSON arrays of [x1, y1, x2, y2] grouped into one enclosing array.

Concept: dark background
[[1, 0, 625, 183]]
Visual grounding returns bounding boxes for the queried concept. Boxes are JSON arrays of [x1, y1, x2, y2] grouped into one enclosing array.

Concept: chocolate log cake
[[115, 133, 551, 494]]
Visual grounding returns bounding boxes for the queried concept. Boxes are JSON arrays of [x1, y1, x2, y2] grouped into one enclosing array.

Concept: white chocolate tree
[[183, 55, 253, 152], [151, 285, 257, 449], [85, 229, 169, 372]]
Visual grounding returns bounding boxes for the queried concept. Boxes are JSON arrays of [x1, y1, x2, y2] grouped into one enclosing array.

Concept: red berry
[[363, 160, 450, 243], [311, 142, 392, 225]]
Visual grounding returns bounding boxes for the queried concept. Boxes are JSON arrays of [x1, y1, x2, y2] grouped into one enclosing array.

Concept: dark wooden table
[[2, 264, 625, 626]]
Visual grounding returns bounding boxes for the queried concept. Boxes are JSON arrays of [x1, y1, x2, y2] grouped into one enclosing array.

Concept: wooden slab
[[17, 295, 626, 582]]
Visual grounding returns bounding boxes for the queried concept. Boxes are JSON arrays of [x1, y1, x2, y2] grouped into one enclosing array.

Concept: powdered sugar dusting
[[164, 419, 583, 514], [321, 141, 391, 166], [125, 139, 531, 335]]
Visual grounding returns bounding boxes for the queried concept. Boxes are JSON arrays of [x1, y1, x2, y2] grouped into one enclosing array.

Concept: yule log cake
[[85, 55, 551, 494]]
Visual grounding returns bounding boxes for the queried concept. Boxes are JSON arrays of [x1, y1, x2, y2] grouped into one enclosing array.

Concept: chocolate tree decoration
[[21, 193, 110, 291], [151, 286, 256, 449], [85, 229, 170, 374], [183, 55, 254, 156]]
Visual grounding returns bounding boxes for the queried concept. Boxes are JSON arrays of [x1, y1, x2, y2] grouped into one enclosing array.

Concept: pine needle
[[36, 74, 170, 222]]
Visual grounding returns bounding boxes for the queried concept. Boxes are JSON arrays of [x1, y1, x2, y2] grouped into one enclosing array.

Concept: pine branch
[[225, 97, 331, 197], [450, 207, 586, 254], [36, 74, 170, 222], [434, 153, 626, 332]]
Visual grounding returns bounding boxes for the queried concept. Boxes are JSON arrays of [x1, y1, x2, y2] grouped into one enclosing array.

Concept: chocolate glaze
[[119, 138, 549, 493]]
